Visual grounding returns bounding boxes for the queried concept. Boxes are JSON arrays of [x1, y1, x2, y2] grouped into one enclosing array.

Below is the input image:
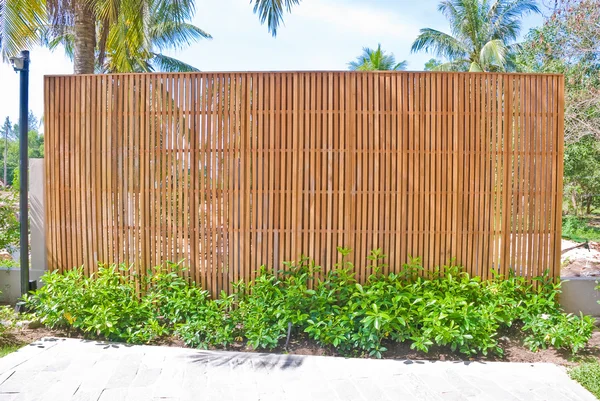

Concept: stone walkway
[[0, 337, 595, 401]]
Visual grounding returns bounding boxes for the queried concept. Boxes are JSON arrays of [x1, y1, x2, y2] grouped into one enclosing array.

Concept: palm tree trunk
[[586, 196, 593, 215], [73, 0, 96, 74]]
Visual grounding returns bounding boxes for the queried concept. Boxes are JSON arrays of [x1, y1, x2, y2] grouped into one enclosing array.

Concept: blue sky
[[0, 0, 544, 125]]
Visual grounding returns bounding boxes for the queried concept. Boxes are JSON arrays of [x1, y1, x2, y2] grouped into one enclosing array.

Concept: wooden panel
[[44, 72, 565, 294]]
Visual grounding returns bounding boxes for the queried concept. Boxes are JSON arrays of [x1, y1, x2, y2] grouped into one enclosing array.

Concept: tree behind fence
[[44, 72, 564, 295]]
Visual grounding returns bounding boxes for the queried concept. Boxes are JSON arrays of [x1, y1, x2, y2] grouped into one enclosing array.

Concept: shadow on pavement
[[188, 350, 305, 371]]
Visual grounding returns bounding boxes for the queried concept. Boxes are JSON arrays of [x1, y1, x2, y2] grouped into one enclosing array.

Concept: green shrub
[[176, 291, 242, 348], [0, 192, 19, 250], [26, 264, 209, 343], [26, 266, 160, 343], [144, 263, 210, 325], [26, 249, 596, 359], [569, 360, 600, 399]]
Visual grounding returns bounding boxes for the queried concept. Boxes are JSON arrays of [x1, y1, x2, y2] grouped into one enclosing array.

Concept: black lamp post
[[9, 50, 30, 296]]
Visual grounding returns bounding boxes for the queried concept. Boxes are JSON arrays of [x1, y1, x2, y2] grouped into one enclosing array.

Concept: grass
[[562, 215, 600, 242], [0, 344, 21, 358], [569, 360, 600, 399]]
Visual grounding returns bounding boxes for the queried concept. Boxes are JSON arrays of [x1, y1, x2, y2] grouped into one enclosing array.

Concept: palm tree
[[348, 44, 408, 71], [1, 0, 207, 73], [49, 0, 207, 73], [46, 0, 210, 72], [411, 0, 539, 72], [1, 0, 294, 73]]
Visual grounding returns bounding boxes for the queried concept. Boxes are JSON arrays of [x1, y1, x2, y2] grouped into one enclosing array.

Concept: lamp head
[[9, 51, 29, 72]]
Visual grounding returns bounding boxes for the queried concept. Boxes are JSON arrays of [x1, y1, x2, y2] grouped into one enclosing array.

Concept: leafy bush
[[569, 360, 600, 399], [176, 291, 242, 348], [0, 259, 18, 269], [26, 264, 208, 343], [0, 191, 19, 250], [26, 266, 160, 343], [143, 264, 210, 325], [27, 249, 596, 358], [0, 295, 35, 337]]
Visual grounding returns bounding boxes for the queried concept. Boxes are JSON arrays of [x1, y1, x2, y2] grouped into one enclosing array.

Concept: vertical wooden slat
[[400, 74, 408, 265], [532, 76, 542, 277], [501, 77, 513, 276], [176, 75, 185, 274], [267, 74, 276, 273], [44, 77, 53, 269], [554, 76, 565, 278], [539, 76, 550, 277], [127, 75, 136, 271]]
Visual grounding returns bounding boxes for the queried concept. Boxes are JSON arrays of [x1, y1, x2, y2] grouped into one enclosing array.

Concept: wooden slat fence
[[44, 72, 564, 295]]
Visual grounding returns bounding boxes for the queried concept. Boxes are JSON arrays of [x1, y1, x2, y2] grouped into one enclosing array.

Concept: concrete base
[[0, 267, 45, 304], [560, 277, 600, 317]]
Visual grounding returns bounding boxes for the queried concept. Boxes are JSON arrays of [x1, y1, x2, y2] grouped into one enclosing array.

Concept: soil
[[561, 239, 600, 278], [2, 325, 599, 367]]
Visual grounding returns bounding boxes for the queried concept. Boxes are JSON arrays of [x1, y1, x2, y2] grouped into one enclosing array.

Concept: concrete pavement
[[0, 337, 596, 401]]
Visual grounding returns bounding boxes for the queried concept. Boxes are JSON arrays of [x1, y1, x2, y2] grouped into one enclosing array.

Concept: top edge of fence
[[43, 71, 565, 78]]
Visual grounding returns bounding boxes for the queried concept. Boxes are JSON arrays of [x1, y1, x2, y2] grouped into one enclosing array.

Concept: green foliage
[[411, 0, 539, 72], [144, 263, 210, 325], [562, 215, 600, 242], [518, 1, 600, 219], [27, 266, 172, 343], [563, 136, 600, 215], [27, 250, 595, 359], [26, 266, 163, 343], [0, 111, 44, 188], [424, 58, 442, 71], [11, 170, 18, 192], [0, 302, 34, 337], [0, 191, 19, 249], [250, 0, 300, 37], [569, 360, 600, 399], [518, 276, 594, 353], [0, 304, 8, 337], [176, 291, 242, 348], [518, 1, 600, 145], [0, 344, 21, 358], [348, 44, 408, 71]]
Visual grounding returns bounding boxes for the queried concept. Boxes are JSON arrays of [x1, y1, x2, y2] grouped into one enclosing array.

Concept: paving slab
[[0, 337, 595, 401]]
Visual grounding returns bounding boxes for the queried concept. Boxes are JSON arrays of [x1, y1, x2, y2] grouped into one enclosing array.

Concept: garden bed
[[9, 250, 600, 366], [2, 325, 599, 368]]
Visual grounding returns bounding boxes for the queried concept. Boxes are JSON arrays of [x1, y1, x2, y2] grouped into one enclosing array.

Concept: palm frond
[[437, 0, 463, 36], [413, 0, 538, 73], [0, 0, 46, 61], [92, 0, 120, 22], [250, 0, 300, 36], [153, 0, 197, 24], [469, 61, 484, 72], [480, 39, 507, 70], [149, 22, 211, 52], [46, 31, 74, 60], [151, 52, 199, 72], [394, 60, 408, 71], [436, 59, 471, 71], [349, 44, 407, 71], [489, 0, 540, 41], [411, 28, 469, 60]]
